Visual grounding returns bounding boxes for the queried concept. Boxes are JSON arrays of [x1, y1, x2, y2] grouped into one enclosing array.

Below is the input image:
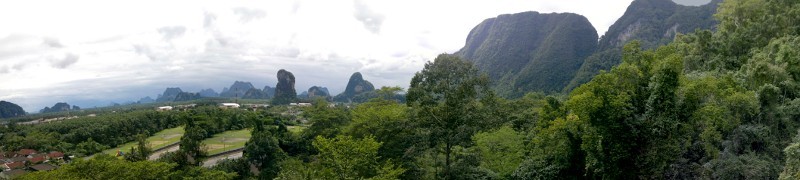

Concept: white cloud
[[0, 0, 634, 112]]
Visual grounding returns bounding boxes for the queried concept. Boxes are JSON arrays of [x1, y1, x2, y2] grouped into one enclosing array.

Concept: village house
[[30, 164, 57, 171], [47, 151, 64, 160], [219, 103, 240, 109], [17, 149, 36, 156], [156, 106, 173, 111], [2, 161, 24, 171]]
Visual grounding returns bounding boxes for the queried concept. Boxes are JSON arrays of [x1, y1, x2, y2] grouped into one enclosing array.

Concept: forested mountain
[[0, 101, 25, 118], [333, 72, 375, 102], [198, 88, 219, 97], [455, 11, 598, 97], [220, 81, 256, 98], [511, 0, 800, 178], [565, 0, 720, 91], [39, 102, 76, 113], [156, 87, 183, 102]]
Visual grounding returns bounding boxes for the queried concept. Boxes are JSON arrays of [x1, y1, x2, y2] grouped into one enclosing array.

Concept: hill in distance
[[455, 11, 598, 97]]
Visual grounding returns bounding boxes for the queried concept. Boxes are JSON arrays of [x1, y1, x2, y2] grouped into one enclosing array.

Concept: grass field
[[101, 126, 185, 156], [202, 129, 252, 156], [287, 125, 306, 134]]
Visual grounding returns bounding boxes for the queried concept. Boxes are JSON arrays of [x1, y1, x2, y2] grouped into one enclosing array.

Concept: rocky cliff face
[[156, 87, 183, 102], [0, 101, 26, 118], [565, 0, 720, 91], [273, 69, 297, 104], [454, 11, 598, 96], [220, 81, 256, 98], [334, 72, 375, 102]]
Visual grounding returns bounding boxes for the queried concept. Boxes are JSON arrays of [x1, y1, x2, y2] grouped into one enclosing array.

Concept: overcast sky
[[0, 0, 711, 112]]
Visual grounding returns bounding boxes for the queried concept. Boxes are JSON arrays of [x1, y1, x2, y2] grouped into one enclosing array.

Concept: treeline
[[0, 105, 263, 157]]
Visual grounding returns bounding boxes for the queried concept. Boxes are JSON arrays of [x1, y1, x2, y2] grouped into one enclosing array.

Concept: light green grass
[[101, 126, 185, 156], [202, 129, 252, 156], [287, 125, 307, 134]]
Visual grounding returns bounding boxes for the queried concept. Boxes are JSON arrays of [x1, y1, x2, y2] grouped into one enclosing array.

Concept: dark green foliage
[[303, 99, 351, 139], [19, 154, 235, 179], [567, 0, 719, 92], [406, 54, 495, 179], [175, 116, 207, 167], [212, 158, 252, 179], [2, 110, 182, 155], [124, 134, 152, 162], [0, 101, 25, 118], [245, 117, 286, 179], [455, 11, 598, 96]]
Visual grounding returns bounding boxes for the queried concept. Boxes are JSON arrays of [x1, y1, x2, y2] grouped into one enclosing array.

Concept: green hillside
[[455, 11, 598, 97]]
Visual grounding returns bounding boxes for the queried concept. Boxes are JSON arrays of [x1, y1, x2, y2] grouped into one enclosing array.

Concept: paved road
[[202, 149, 244, 167], [148, 144, 180, 160]]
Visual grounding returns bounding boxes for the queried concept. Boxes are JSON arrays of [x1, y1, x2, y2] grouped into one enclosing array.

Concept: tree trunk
[[445, 142, 452, 180]]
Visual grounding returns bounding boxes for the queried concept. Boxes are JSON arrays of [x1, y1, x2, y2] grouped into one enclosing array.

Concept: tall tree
[[245, 117, 286, 179], [124, 134, 153, 162], [406, 54, 493, 179]]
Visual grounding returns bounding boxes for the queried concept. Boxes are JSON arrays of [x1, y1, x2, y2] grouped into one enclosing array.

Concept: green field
[[202, 129, 252, 156], [287, 125, 306, 134], [101, 126, 185, 156]]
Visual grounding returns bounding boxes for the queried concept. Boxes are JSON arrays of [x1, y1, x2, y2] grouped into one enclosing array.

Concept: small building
[[289, 103, 312, 107], [17, 149, 36, 156], [8, 157, 27, 163], [30, 164, 57, 171], [48, 151, 64, 160], [3, 161, 25, 170], [219, 103, 240, 109], [0, 169, 27, 179], [29, 155, 46, 164], [156, 106, 173, 111]]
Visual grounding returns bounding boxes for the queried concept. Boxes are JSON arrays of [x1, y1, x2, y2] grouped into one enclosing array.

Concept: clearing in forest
[[100, 126, 185, 156], [202, 129, 252, 156]]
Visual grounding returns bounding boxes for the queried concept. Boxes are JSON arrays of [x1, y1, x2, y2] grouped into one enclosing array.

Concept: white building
[[156, 106, 173, 111], [219, 103, 240, 109]]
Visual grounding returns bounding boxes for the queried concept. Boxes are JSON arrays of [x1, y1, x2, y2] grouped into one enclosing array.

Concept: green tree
[[312, 135, 404, 179], [344, 98, 413, 161], [175, 116, 207, 167], [19, 154, 235, 180], [124, 134, 152, 162], [472, 126, 524, 178], [245, 120, 286, 179], [406, 54, 494, 179]]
